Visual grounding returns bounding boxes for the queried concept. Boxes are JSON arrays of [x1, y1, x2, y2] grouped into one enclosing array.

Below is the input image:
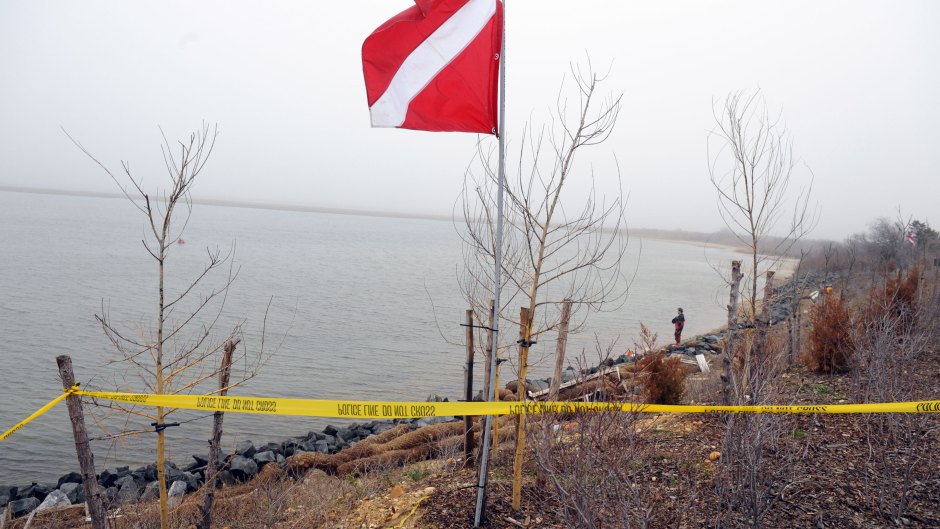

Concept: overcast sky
[[1, 0, 937, 240]]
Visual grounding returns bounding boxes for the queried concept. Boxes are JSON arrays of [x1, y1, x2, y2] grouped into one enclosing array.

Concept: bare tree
[[459, 62, 628, 511], [708, 90, 816, 324], [707, 92, 815, 529], [67, 124, 266, 529], [708, 90, 816, 398]]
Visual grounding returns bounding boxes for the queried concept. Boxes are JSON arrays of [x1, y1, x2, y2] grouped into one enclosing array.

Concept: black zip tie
[[516, 339, 537, 347], [151, 422, 180, 433], [459, 323, 495, 331]]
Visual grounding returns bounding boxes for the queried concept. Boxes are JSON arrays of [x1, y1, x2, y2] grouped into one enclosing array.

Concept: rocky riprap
[[0, 412, 461, 519]]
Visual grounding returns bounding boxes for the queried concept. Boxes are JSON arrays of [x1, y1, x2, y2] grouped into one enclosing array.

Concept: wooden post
[[512, 306, 532, 511], [56, 355, 110, 529], [762, 270, 776, 319], [463, 310, 476, 466], [722, 261, 743, 406], [197, 339, 238, 529], [752, 269, 776, 378], [549, 299, 572, 401], [482, 300, 495, 404]]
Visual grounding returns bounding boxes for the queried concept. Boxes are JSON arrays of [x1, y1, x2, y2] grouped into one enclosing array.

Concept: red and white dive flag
[[907, 230, 917, 247], [362, 0, 502, 134]]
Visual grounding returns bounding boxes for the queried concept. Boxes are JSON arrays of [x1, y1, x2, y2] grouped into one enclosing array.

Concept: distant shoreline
[[0, 185, 754, 251], [0, 185, 454, 223]]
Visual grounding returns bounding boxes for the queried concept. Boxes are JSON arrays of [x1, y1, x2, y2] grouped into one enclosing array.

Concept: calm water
[[0, 190, 744, 484]]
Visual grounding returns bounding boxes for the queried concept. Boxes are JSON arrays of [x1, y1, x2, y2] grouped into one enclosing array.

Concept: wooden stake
[[762, 270, 776, 318], [463, 310, 476, 466], [512, 306, 532, 511], [722, 261, 743, 405], [482, 300, 495, 404], [56, 355, 110, 529], [197, 339, 238, 529], [548, 299, 572, 401]]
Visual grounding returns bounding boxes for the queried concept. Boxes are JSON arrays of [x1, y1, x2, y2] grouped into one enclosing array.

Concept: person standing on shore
[[671, 308, 685, 345]]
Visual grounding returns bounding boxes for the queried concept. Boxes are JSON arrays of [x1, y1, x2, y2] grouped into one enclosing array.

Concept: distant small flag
[[907, 230, 917, 247]]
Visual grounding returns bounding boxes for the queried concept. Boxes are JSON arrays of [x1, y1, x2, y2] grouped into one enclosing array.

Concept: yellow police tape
[[3, 389, 940, 443], [74, 390, 940, 419], [0, 386, 77, 442]]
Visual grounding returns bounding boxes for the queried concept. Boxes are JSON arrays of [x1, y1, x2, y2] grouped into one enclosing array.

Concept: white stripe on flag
[[370, 0, 496, 128]]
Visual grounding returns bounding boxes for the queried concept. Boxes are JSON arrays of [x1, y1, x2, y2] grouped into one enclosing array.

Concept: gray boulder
[[281, 440, 301, 457], [59, 482, 85, 504], [184, 454, 208, 472], [167, 480, 187, 509], [314, 440, 331, 453], [164, 464, 185, 485], [17, 482, 54, 502], [0, 485, 16, 500], [258, 442, 282, 454], [37, 489, 71, 511], [11, 497, 40, 517], [141, 481, 160, 501], [373, 422, 395, 434], [115, 475, 140, 503], [104, 486, 118, 505], [182, 471, 200, 493], [229, 455, 258, 481], [299, 439, 320, 452], [99, 467, 129, 488], [217, 470, 237, 487], [168, 480, 187, 497], [235, 440, 257, 458], [306, 430, 325, 441], [57, 472, 83, 487], [334, 427, 356, 442], [253, 450, 277, 466]]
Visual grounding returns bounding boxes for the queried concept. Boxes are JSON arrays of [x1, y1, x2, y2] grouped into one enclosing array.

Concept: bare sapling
[[66, 124, 268, 529], [459, 59, 629, 511]]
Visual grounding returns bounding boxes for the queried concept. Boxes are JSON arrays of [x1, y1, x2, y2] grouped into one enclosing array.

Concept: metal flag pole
[[474, 0, 507, 525]]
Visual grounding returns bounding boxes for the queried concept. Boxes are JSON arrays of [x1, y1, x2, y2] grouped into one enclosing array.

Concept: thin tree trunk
[[156, 239, 169, 529], [512, 306, 532, 511], [56, 355, 110, 529], [463, 309, 476, 466], [549, 299, 572, 401], [482, 300, 495, 408], [723, 260, 743, 405], [197, 339, 237, 529]]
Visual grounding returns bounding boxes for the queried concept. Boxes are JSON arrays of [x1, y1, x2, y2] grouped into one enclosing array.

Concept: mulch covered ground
[[416, 354, 940, 529]]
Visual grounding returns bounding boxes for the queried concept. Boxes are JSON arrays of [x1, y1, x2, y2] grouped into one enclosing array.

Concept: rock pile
[[0, 412, 458, 519]]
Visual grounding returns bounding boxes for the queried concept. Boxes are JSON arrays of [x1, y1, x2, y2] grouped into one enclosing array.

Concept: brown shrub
[[864, 266, 920, 332], [637, 352, 686, 404], [804, 293, 854, 373]]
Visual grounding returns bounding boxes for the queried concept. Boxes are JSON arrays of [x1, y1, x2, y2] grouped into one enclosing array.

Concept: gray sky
[[1, 0, 937, 240]]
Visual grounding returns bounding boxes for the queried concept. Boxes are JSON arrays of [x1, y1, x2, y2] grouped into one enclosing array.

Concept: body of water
[[0, 190, 746, 484]]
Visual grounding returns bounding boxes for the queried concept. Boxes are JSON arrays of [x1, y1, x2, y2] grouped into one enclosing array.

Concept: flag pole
[[474, 0, 506, 525]]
